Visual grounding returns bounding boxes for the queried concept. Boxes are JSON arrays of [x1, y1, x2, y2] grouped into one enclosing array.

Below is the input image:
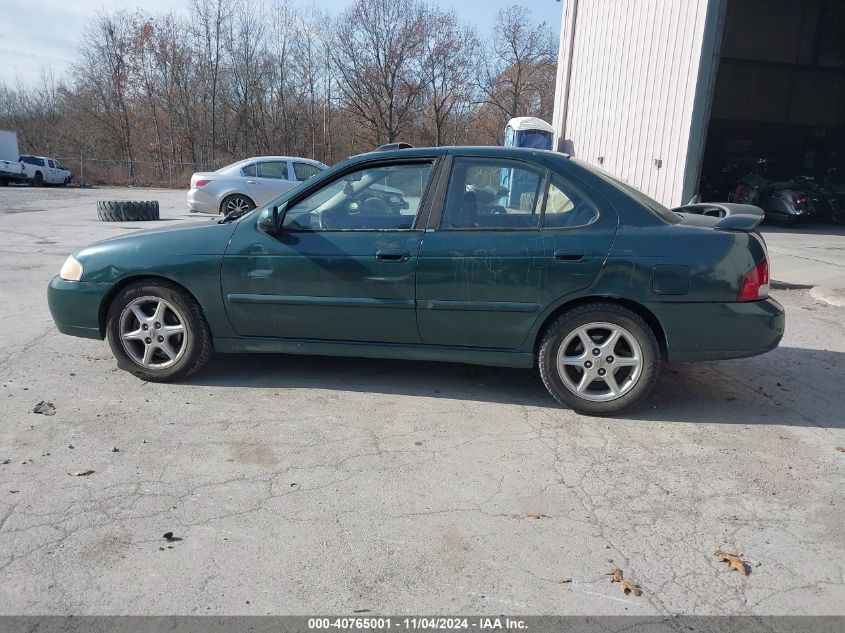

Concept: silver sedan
[[187, 156, 327, 215]]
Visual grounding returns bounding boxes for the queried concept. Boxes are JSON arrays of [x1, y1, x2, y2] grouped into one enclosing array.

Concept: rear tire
[[31, 172, 43, 187], [105, 280, 213, 382], [538, 303, 661, 416], [220, 194, 255, 216]]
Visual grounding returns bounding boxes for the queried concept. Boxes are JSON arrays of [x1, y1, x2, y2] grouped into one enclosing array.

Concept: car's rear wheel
[[31, 172, 43, 187], [538, 303, 660, 415], [106, 281, 213, 382], [220, 194, 254, 216]]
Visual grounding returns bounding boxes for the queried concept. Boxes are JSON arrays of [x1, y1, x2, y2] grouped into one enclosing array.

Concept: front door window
[[257, 161, 290, 180], [280, 162, 433, 230]]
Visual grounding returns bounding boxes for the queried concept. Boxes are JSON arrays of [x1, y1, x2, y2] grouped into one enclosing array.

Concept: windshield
[[572, 158, 680, 224]]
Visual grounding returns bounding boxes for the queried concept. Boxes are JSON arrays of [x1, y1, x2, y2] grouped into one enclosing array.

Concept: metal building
[[552, 0, 845, 208]]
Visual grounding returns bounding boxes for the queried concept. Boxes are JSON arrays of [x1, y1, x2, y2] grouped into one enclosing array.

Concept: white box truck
[[0, 130, 27, 186]]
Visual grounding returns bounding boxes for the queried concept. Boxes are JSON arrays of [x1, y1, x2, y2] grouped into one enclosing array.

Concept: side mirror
[[257, 204, 286, 233]]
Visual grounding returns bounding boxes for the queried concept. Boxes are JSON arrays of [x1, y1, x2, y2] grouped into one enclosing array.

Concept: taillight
[[195, 179, 211, 187], [738, 258, 770, 301]]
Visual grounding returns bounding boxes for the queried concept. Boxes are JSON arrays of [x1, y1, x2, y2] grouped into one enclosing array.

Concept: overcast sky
[[0, 0, 563, 86]]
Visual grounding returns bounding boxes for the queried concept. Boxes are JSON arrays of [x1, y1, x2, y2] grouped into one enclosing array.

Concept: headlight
[[59, 255, 83, 281]]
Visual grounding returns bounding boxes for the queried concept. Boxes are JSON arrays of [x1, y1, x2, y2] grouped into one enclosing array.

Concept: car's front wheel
[[538, 303, 660, 415], [105, 280, 213, 382]]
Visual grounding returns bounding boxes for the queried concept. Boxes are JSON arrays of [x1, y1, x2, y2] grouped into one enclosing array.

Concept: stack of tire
[[97, 200, 160, 222]]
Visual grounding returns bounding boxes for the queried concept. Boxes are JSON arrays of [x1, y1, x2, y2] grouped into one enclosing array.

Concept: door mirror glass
[[257, 203, 287, 233]]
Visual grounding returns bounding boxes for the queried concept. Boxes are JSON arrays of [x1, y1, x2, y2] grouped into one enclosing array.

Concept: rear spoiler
[[674, 203, 764, 232], [712, 214, 763, 231]]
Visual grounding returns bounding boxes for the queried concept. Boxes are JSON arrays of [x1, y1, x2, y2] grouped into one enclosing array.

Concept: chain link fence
[[57, 158, 225, 188]]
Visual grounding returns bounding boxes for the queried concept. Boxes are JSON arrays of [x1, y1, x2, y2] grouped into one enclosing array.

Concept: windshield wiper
[[218, 209, 249, 224]]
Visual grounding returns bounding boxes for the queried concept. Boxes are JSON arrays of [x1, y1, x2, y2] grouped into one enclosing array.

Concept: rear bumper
[[187, 188, 218, 214], [648, 297, 785, 362], [47, 277, 109, 340]]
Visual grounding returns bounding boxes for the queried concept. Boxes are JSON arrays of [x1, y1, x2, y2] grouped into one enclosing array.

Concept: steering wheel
[[360, 197, 390, 216]]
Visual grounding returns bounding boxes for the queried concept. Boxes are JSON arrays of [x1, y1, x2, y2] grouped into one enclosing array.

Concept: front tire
[[106, 281, 213, 382], [538, 303, 661, 415]]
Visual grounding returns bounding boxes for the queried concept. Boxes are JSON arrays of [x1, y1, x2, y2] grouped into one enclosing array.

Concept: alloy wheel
[[225, 197, 251, 214], [119, 296, 188, 369], [556, 322, 643, 402]]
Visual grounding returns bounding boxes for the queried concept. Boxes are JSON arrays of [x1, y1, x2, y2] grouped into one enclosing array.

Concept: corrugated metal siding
[[553, 0, 713, 208]]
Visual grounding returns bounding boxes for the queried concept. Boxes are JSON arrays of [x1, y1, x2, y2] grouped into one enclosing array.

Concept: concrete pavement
[[0, 185, 843, 615]]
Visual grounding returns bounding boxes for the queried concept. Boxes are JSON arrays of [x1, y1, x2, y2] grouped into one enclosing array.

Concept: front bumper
[[47, 277, 110, 340], [648, 297, 785, 362], [187, 188, 219, 214]]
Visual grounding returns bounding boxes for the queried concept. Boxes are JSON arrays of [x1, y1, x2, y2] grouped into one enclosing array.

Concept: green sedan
[[48, 147, 784, 415]]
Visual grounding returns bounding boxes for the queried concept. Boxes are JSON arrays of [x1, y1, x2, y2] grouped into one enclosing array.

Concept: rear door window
[[241, 163, 257, 177], [440, 157, 544, 229], [292, 162, 322, 181]]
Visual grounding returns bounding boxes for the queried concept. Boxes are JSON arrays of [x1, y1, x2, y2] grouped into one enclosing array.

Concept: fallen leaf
[[836, 447, 845, 453], [620, 579, 642, 596], [163, 531, 174, 540], [557, 577, 572, 584], [607, 567, 624, 583], [715, 549, 749, 575], [526, 512, 541, 520], [33, 401, 56, 416], [67, 469, 94, 476]]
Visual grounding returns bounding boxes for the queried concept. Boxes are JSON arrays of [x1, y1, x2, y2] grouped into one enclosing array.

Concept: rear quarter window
[[543, 174, 598, 228], [572, 158, 680, 224]]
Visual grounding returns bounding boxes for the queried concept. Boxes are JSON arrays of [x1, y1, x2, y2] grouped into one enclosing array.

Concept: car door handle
[[376, 249, 410, 262], [554, 250, 584, 261]]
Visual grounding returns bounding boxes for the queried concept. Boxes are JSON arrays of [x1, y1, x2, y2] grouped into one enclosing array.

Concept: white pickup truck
[[0, 130, 27, 186], [20, 155, 73, 186]]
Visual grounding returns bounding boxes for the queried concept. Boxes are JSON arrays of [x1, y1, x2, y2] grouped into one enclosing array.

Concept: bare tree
[[333, 0, 428, 145], [421, 7, 479, 146], [191, 0, 233, 162], [478, 4, 557, 140], [0, 0, 558, 184], [73, 12, 137, 177]]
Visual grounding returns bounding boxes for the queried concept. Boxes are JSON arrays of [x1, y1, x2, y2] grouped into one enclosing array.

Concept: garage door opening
[[699, 0, 845, 203]]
